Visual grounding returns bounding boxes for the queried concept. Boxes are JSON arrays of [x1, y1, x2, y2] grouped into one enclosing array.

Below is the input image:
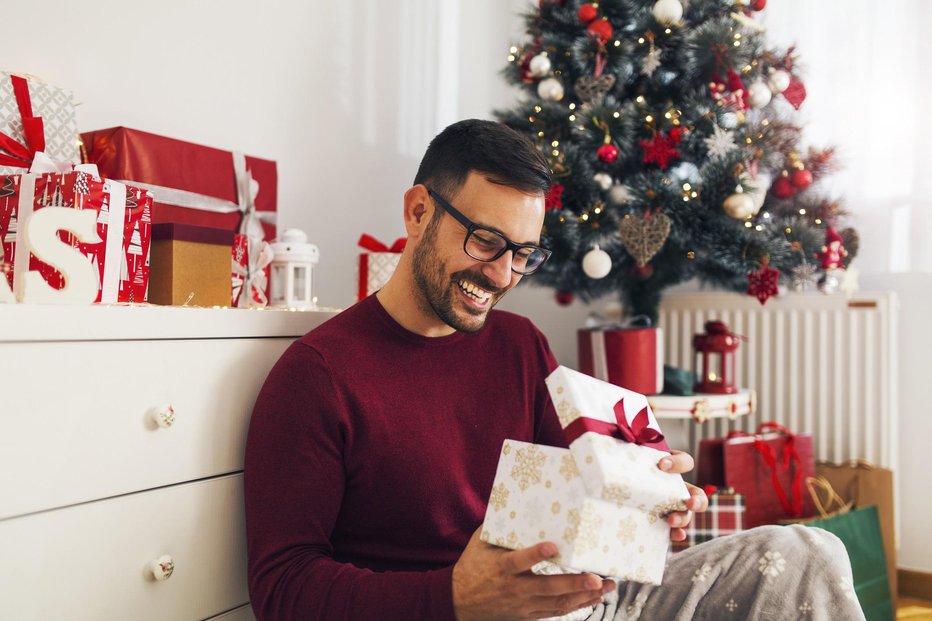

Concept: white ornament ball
[[593, 172, 613, 191], [719, 112, 739, 129], [670, 162, 701, 184], [652, 0, 683, 26], [747, 80, 773, 109], [529, 53, 552, 78], [767, 69, 791, 93], [743, 172, 771, 213], [537, 77, 565, 102], [608, 183, 630, 205], [723, 191, 756, 219], [582, 246, 613, 279]]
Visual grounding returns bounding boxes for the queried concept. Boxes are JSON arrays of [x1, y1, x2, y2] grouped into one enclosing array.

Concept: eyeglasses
[[426, 188, 552, 275]]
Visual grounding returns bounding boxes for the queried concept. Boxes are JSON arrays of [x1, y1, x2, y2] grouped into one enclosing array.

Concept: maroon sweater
[[244, 295, 566, 620]]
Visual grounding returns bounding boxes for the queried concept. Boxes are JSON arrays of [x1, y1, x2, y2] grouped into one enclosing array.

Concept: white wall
[[5, 0, 928, 572]]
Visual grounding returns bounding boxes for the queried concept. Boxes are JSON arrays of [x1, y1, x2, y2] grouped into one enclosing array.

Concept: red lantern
[[693, 320, 740, 394]]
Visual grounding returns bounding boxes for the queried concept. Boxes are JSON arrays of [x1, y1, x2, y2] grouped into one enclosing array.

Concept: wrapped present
[[357, 233, 405, 300], [671, 486, 745, 552], [0, 72, 80, 176], [577, 316, 664, 395], [231, 232, 272, 307], [149, 224, 233, 307], [82, 127, 276, 306], [0, 163, 152, 303], [482, 366, 689, 584]]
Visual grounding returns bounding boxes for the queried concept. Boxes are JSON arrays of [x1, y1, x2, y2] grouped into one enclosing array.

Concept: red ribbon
[[563, 398, 669, 453], [0, 74, 45, 168], [358, 233, 406, 253], [727, 422, 803, 517]]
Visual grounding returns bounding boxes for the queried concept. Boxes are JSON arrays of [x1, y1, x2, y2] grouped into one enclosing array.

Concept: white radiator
[[657, 291, 898, 469]]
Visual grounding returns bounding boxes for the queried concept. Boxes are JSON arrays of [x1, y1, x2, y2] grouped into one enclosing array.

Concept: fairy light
[[529, 116, 535, 123], [745, 137, 753, 144], [569, 103, 577, 110], [786, 227, 793, 233], [552, 149, 559, 156], [763, 211, 771, 219], [664, 111, 672, 119], [755, 224, 763, 231], [510, 46, 518, 53], [799, 208, 807, 215], [687, 251, 696, 259], [733, 40, 741, 47], [645, 115, 654, 123], [569, 114, 577, 121], [535, 105, 542, 113], [815, 218, 822, 224], [537, 131, 545, 137], [745, 221, 753, 228], [636, 95, 645, 104], [638, 37, 645, 44], [664, 28, 672, 34], [762, 119, 770, 126], [614, 40, 621, 47], [508, 55, 516, 62], [613, 111, 620, 118], [593, 205, 602, 214], [558, 215, 566, 222], [580, 212, 590, 222]]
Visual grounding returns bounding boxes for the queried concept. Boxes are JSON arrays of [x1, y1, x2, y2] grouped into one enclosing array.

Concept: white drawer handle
[[149, 555, 175, 581], [150, 404, 175, 428]]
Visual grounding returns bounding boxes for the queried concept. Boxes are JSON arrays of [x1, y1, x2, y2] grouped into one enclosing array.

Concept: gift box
[[80, 127, 277, 241], [577, 325, 664, 395], [482, 366, 689, 584], [671, 487, 745, 552], [232, 232, 272, 307], [149, 223, 233, 307], [357, 234, 405, 301], [1, 72, 80, 176], [0, 169, 151, 303]]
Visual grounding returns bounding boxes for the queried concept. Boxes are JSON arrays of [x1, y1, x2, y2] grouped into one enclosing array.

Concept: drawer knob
[[149, 555, 175, 581], [150, 404, 175, 428]]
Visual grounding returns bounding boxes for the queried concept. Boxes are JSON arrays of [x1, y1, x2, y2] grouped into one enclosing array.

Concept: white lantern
[[269, 229, 320, 309]]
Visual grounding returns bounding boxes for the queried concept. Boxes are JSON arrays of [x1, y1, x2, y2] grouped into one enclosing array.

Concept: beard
[[411, 218, 507, 333]]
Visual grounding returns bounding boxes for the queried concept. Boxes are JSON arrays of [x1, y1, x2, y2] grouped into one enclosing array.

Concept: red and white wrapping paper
[[231, 232, 272, 307], [357, 234, 405, 301], [578, 326, 664, 394]]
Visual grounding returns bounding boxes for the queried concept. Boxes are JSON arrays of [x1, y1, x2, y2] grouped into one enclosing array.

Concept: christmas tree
[[498, 0, 858, 320]]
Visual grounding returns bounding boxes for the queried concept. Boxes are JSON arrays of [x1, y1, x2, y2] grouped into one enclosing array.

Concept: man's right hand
[[451, 527, 615, 621]]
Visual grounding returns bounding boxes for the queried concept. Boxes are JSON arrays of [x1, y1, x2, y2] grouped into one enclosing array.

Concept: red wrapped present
[[671, 487, 745, 552], [357, 233, 405, 301], [0, 167, 152, 303], [577, 321, 664, 395], [697, 422, 815, 528], [231, 232, 272, 307], [80, 127, 277, 242]]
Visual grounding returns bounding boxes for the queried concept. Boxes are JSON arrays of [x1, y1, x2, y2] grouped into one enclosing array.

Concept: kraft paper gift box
[[482, 366, 690, 584], [149, 223, 234, 307]]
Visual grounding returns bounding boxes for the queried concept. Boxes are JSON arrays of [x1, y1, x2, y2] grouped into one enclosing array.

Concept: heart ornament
[[619, 212, 671, 266]]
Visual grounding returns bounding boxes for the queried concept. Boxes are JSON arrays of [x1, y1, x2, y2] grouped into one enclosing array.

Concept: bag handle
[[805, 476, 853, 518]]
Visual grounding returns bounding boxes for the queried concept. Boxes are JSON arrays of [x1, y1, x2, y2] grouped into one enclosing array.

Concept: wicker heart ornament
[[619, 212, 671, 266], [574, 74, 616, 104]]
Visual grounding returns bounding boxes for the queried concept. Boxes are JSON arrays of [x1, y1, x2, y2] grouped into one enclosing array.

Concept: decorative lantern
[[693, 320, 740, 394], [269, 229, 319, 309]]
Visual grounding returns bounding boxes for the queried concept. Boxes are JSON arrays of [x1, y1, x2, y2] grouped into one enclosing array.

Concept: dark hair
[[413, 119, 551, 201]]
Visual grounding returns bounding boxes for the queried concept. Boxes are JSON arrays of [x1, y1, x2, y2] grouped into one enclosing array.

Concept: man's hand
[[657, 450, 709, 541], [452, 527, 616, 621]]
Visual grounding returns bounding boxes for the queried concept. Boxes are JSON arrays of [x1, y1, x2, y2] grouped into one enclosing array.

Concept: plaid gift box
[[672, 487, 745, 552]]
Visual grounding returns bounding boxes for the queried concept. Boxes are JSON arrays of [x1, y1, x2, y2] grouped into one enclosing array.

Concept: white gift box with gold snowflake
[[481, 440, 672, 582]]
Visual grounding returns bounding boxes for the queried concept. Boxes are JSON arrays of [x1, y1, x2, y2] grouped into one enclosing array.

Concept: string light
[[687, 251, 696, 259], [537, 131, 545, 137], [569, 114, 576, 121], [815, 218, 822, 224], [786, 227, 793, 233], [645, 115, 654, 123], [535, 105, 542, 113], [799, 208, 807, 215], [613, 111, 620, 118], [638, 37, 645, 44], [614, 40, 621, 47], [593, 205, 602, 214], [755, 224, 763, 231], [580, 212, 589, 221], [664, 28, 672, 34], [529, 116, 535, 123], [508, 55, 516, 62], [636, 96, 645, 104], [569, 103, 577, 110], [745, 221, 753, 228]]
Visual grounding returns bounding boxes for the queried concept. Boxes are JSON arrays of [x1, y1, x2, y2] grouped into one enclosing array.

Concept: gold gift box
[[149, 223, 233, 307]]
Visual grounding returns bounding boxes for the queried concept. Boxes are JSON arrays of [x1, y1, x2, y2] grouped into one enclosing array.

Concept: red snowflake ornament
[[545, 183, 565, 210], [748, 257, 780, 305], [640, 132, 680, 169]]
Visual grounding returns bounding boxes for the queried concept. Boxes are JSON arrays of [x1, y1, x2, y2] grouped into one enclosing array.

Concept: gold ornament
[[619, 212, 671, 266]]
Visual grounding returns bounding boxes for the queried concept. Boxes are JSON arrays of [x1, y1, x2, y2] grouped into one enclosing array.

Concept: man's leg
[[584, 525, 866, 621]]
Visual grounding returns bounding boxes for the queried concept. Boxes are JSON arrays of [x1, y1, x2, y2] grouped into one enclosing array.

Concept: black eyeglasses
[[426, 188, 552, 275]]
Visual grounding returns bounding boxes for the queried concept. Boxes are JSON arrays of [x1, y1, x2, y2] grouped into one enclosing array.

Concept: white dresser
[[0, 304, 336, 621]]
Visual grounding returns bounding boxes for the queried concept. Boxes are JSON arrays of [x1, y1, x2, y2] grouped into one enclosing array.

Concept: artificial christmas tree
[[499, 0, 858, 319]]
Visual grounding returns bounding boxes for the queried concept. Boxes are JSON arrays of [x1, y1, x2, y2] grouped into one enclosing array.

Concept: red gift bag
[[697, 422, 815, 528]]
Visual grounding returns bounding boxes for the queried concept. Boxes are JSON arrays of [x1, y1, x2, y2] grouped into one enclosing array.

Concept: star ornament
[[642, 47, 662, 77], [640, 132, 681, 169], [748, 258, 780, 304], [704, 125, 738, 159]]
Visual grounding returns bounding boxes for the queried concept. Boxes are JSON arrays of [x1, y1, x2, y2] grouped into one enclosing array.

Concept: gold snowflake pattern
[[563, 505, 603, 551], [617, 516, 637, 545], [510, 445, 546, 491], [506, 530, 520, 549], [559, 454, 580, 481], [601, 483, 632, 506], [725, 599, 738, 613], [488, 483, 510, 512], [799, 601, 813, 615], [757, 550, 786, 578], [691, 563, 712, 583], [556, 398, 581, 427], [644, 498, 688, 524], [551, 501, 562, 514], [503, 442, 512, 455], [480, 529, 490, 542]]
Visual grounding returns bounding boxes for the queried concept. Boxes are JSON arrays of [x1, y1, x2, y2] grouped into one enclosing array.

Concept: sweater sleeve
[[244, 342, 456, 621]]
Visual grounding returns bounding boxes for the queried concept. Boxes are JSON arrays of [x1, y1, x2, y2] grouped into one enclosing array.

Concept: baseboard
[[899, 569, 932, 601]]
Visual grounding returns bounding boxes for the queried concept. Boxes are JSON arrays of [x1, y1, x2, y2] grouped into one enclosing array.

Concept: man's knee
[[746, 524, 847, 564]]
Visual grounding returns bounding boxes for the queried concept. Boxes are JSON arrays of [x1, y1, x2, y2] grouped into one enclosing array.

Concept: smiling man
[[244, 120, 863, 621]]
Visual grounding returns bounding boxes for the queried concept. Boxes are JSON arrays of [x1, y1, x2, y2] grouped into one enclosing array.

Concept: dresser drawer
[[0, 338, 292, 519], [0, 474, 248, 621]]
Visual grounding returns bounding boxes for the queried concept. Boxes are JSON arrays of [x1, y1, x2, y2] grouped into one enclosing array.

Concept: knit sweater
[[244, 295, 565, 620]]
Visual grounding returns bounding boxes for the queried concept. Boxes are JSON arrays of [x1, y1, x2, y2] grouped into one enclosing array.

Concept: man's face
[[411, 173, 546, 333]]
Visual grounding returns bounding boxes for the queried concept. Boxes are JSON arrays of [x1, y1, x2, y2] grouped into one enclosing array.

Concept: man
[[245, 120, 863, 621]]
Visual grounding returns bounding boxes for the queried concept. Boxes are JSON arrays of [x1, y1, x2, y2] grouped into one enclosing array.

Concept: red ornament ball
[[587, 18, 614, 43], [631, 263, 654, 280], [597, 143, 619, 163], [791, 168, 813, 190], [555, 291, 575, 306], [771, 175, 796, 199], [669, 126, 686, 144], [751, 0, 767, 10], [577, 3, 598, 24]]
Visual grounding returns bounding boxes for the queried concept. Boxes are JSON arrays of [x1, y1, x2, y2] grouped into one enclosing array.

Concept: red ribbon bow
[[0, 75, 45, 169], [563, 398, 669, 453], [358, 233, 406, 253], [727, 422, 803, 517]]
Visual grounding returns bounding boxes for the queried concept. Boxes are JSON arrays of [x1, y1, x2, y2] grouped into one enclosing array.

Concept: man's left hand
[[657, 450, 708, 541]]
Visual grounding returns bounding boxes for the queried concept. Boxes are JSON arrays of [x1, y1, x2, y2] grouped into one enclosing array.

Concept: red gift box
[[80, 127, 277, 242], [577, 326, 664, 394], [0, 171, 152, 303], [697, 422, 816, 528], [357, 234, 405, 301], [671, 487, 745, 552]]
